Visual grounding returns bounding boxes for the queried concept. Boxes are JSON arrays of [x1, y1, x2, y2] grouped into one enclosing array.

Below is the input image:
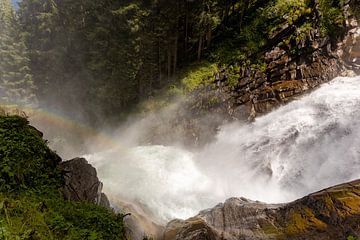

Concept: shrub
[[179, 61, 218, 92], [0, 116, 127, 239], [0, 116, 62, 192]]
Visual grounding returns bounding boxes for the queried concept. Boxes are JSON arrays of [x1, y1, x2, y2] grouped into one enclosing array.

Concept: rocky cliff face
[[60, 158, 111, 209], [164, 179, 360, 240], [184, 0, 360, 121], [217, 0, 360, 120]]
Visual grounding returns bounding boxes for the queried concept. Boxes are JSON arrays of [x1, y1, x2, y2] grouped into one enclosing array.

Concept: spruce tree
[[0, 0, 36, 106]]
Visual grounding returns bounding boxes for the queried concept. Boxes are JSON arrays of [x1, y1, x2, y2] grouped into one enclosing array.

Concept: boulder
[[164, 218, 219, 240], [110, 199, 165, 240], [164, 179, 360, 240], [60, 158, 111, 209]]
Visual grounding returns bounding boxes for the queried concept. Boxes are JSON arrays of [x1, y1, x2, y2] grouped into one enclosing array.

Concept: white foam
[[87, 76, 360, 223]]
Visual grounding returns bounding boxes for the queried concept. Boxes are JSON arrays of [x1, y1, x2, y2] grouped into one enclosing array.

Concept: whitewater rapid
[[87, 76, 360, 224]]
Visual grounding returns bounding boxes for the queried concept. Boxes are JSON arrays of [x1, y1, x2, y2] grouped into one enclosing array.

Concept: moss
[[285, 212, 308, 235], [325, 189, 360, 215], [285, 207, 327, 236], [271, 80, 304, 92], [259, 221, 282, 236], [179, 61, 218, 93]]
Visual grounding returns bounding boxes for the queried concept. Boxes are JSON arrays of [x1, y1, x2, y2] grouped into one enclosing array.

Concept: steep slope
[[200, 0, 360, 117], [164, 179, 360, 240], [0, 115, 126, 239]]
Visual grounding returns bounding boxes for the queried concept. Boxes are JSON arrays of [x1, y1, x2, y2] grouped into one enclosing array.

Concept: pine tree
[[18, 0, 59, 103], [0, 0, 36, 106]]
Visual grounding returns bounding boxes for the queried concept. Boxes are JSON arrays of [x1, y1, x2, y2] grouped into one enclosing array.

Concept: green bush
[[0, 116, 126, 239], [318, 0, 345, 36], [179, 61, 218, 92], [266, 0, 312, 25], [0, 116, 62, 192], [0, 192, 125, 240]]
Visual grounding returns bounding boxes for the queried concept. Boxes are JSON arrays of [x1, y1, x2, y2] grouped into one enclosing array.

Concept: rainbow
[[0, 104, 120, 158]]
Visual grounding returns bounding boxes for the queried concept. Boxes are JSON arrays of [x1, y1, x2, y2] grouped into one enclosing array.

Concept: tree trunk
[[197, 36, 203, 61], [225, 0, 230, 23], [239, 0, 250, 31], [167, 45, 172, 79], [158, 38, 162, 84], [185, 0, 189, 58], [173, 36, 178, 75], [206, 29, 212, 49]]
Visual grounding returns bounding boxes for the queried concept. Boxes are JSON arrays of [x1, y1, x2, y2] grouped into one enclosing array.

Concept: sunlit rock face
[[185, 0, 360, 123], [164, 179, 360, 240]]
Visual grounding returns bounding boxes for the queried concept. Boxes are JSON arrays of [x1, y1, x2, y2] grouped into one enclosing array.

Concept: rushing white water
[[87, 76, 360, 224], [86, 145, 213, 222]]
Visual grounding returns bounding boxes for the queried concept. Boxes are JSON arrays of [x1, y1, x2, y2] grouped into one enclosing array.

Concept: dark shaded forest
[[0, 0, 345, 125]]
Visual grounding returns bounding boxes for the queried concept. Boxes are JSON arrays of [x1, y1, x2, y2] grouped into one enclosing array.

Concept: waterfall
[[86, 76, 360, 224]]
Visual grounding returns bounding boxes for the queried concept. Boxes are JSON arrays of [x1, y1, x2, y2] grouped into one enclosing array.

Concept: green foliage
[[266, 0, 312, 25], [318, 0, 345, 36], [179, 61, 218, 93], [0, 191, 125, 240], [0, 116, 126, 239], [0, 0, 36, 106], [0, 116, 61, 192], [347, 236, 359, 240], [295, 22, 314, 43], [10, 0, 348, 125], [209, 7, 268, 65], [209, 41, 247, 65], [226, 65, 241, 87]]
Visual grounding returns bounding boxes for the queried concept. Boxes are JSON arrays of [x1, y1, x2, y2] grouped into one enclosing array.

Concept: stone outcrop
[[190, 0, 360, 122], [163, 179, 360, 240], [229, 0, 360, 120], [110, 199, 165, 240], [60, 157, 111, 209]]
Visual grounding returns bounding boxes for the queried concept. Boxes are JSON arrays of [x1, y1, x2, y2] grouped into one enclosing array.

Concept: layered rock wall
[[196, 0, 360, 121]]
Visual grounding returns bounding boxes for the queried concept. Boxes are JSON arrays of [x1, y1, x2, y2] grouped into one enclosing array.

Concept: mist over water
[[30, 76, 360, 224], [198, 76, 360, 204], [83, 76, 360, 223]]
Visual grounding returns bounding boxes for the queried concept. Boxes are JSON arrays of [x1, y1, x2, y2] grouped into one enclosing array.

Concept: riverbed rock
[[164, 179, 360, 240], [60, 157, 111, 209]]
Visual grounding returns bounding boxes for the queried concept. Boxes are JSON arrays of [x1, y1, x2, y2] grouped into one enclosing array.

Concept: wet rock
[[164, 179, 360, 240], [60, 158, 110, 209], [164, 218, 219, 240], [110, 199, 164, 240]]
